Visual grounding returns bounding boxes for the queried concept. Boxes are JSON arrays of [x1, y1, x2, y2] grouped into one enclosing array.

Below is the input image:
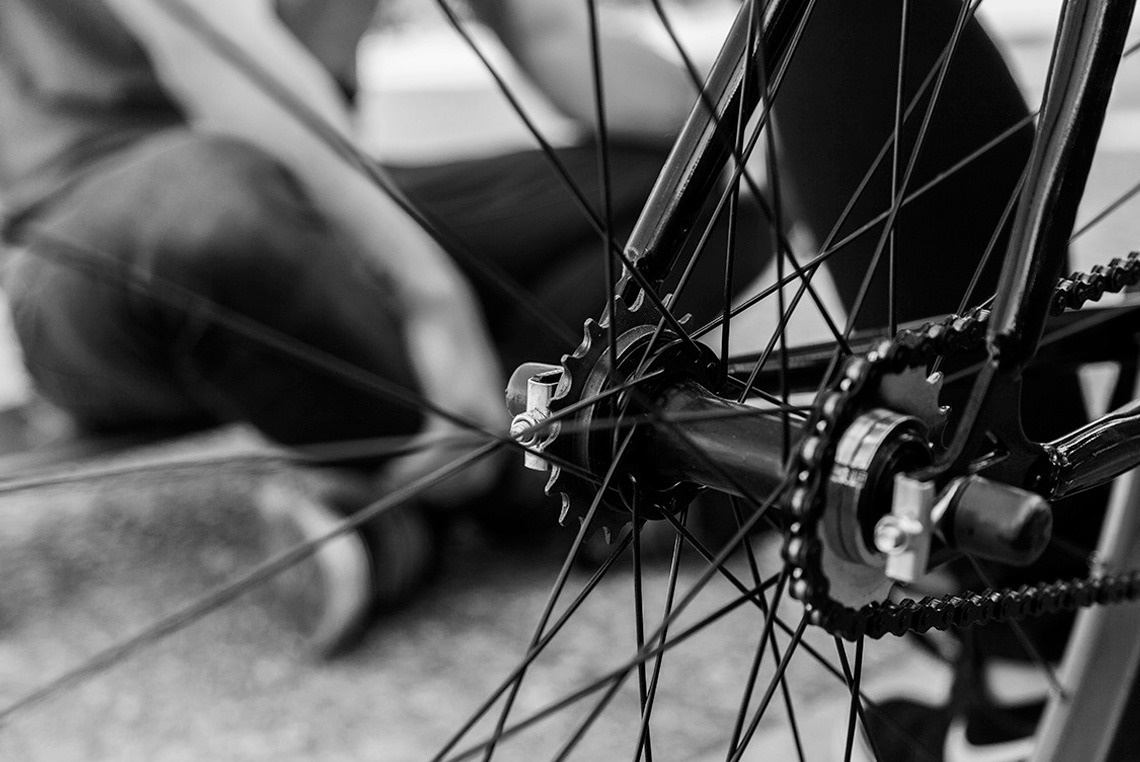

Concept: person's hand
[[378, 263, 509, 508]]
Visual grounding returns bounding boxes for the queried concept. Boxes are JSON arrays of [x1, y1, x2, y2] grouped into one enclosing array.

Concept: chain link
[[783, 251, 1140, 639]]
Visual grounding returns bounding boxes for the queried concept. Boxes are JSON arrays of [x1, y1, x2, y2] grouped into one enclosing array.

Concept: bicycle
[[2, 0, 1140, 760], [440, 0, 1140, 758]]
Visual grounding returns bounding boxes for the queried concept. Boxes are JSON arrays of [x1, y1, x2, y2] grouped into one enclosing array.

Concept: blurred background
[[0, 1, 1136, 760]]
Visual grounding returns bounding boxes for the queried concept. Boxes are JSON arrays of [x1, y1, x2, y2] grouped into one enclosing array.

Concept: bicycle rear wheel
[[0, 1, 1139, 760]]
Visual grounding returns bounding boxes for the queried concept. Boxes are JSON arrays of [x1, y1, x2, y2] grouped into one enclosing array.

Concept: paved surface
[[0, 3, 1139, 761], [0, 437, 947, 761]]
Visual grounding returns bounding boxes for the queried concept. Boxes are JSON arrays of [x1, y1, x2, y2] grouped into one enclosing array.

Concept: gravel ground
[[1, 3, 1139, 761], [0, 438, 939, 761]]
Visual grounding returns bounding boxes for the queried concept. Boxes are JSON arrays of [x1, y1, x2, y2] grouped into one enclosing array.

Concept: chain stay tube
[[941, 0, 1136, 478], [1046, 395, 1140, 499]]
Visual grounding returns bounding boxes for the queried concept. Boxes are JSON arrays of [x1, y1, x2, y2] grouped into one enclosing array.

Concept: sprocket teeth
[[594, 516, 630, 545], [538, 293, 662, 544], [875, 366, 949, 434], [544, 465, 562, 495], [556, 491, 571, 525], [550, 487, 629, 543], [570, 318, 605, 360]]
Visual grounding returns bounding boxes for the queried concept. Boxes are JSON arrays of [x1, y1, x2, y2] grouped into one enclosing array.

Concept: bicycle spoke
[[656, 512, 781, 618], [720, 0, 758, 376], [0, 435, 515, 499], [479, 429, 638, 760], [25, 231, 495, 439], [726, 569, 790, 758], [728, 498, 807, 762], [0, 451, 279, 496], [155, 0, 575, 345], [629, 495, 653, 762], [21, 228, 624, 495], [633, 509, 687, 762], [778, 618, 936, 762], [753, 0, 795, 461], [834, 637, 880, 762], [727, 612, 808, 762], [889, 0, 910, 337], [649, 410, 783, 523], [1070, 178, 1140, 243], [931, 164, 1029, 374], [18, 0, 1139, 756], [455, 463, 796, 758], [957, 167, 1030, 315], [842, 637, 866, 762], [437, 0, 731, 369], [551, 662, 628, 762], [430, 0, 618, 243], [431, 0, 741, 360], [434, 530, 636, 761], [773, 634, 807, 762], [841, 0, 975, 340], [730, 497, 765, 588], [583, 0, 621, 385], [559, 570, 785, 762], [735, 261, 827, 402], [647, 517, 807, 762], [965, 556, 1069, 700], [692, 1, 999, 343], [0, 441, 503, 725], [446, 575, 780, 762], [626, 0, 837, 389]]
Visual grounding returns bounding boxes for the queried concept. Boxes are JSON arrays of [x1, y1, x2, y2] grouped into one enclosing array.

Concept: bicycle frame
[[621, 0, 1140, 503], [945, 0, 1137, 495], [614, 5, 1140, 756]]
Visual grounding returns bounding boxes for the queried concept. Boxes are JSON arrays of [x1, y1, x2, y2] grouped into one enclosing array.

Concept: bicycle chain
[[782, 251, 1140, 640]]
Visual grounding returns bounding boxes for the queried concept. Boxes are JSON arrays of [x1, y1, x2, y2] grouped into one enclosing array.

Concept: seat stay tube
[[938, 0, 1136, 477], [620, 0, 814, 294]]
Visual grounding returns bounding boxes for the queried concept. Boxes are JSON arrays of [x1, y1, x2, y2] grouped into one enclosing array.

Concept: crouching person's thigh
[[7, 130, 423, 447]]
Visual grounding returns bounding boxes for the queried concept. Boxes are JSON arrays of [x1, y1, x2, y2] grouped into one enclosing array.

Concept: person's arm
[[475, 0, 700, 146], [104, 0, 505, 497]]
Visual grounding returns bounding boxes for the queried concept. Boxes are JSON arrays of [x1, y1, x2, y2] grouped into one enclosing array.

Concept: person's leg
[[6, 130, 435, 654], [8, 130, 423, 452], [387, 143, 671, 369], [774, 0, 1032, 330], [388, 142, 770, 372]]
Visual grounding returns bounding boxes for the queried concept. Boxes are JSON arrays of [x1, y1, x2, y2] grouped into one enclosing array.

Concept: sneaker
[[255, 470, 435, 657], [855, 657, 1048, 762]]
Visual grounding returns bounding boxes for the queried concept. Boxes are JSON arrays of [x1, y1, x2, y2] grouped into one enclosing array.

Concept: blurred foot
[[255, 470, 436, 657], [854, 658, 1047, 762]]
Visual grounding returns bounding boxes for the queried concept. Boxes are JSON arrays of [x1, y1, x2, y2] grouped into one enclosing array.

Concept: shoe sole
[[256, 478, 374, 658]]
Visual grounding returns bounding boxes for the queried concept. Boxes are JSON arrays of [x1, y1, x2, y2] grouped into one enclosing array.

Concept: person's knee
[[128, 134, 335, 308]]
